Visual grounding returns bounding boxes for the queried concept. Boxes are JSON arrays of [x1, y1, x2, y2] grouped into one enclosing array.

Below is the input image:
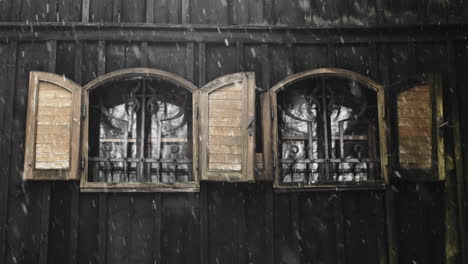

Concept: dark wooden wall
[[0, 1, 467, 264], [0, 0, 467, 25]]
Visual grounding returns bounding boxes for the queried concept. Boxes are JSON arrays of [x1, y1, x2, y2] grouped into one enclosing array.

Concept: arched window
[[80, 68, 200, 191], [263, 68, 388, 188], [23, 68, 261, 190]]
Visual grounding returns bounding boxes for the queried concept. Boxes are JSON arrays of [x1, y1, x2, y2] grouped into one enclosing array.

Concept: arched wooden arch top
[[270, 68, 383, 93], [83, 68, 198, 92]]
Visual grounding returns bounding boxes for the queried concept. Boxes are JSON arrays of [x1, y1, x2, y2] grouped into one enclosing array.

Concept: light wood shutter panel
[[23, 72, 82, 180], [393, 74, 445, 181], [200, 73, 255, 182], [397, 84, 432, 170]]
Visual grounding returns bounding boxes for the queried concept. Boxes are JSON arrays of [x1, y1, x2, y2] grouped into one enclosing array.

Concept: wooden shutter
[[23, 72, 82, 180], [260, 91, 273, 181], [199, 73, 256, 182], [390, 74, 445, 181]]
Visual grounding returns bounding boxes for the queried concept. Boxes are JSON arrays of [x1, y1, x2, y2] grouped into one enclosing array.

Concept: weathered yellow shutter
[[23, 72, 82, 180], [199, 73, 255, 182], [392, 74, 445, 181]]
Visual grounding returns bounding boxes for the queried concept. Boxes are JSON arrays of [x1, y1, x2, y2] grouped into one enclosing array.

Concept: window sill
[[273, 181, 386, 192], [80, 182, 199, 192]]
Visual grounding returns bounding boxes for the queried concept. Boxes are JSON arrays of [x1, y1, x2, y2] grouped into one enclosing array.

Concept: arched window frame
[[262, 68, 388, 189], [80, 68, 200, 192]]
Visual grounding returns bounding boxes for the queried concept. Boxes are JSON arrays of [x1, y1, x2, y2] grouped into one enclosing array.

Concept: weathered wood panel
[[397, 85, 432, 169], [394, 183, 445, 263], [0, 33, 459, 264], [5, 41, 49, 264]]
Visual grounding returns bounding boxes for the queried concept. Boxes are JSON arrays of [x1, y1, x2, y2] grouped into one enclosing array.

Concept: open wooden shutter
[[260, 91, 273, 181], [199, 73, 256, 182], [23, 72, 82, 180], [389, 74, 445, 181]]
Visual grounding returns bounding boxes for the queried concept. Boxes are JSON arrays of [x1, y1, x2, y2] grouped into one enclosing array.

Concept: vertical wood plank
[[112, 0, 121, 22], [381, 43, 399, 264], [200, 182, 209, 264], [444, 40, 463, 264], [96, 39, 107, 264], [186, 43, 195, 83], [0, 40, 17, 264], [230, 0, 237, 25], [264, 0, 274, 24], [146, 0, 154, 23], [81, 0, 90, 22], [68, 40, 82, 264], [260, 44, 272, 181], [237, 186, 247, 264], [152, 194, 162, 264], [181, 0, 190, 24], [141, 42, 148, 67], [38, 40, 57, 264], [198, 43, 206, 86], [376, 0, 384, 24], [98, 40, 106, 76], [335, 193, 345, 264], [97, 194, 108, 264], [237, 41, 245, 71], [447, 40, 467, 264], [264, 184, 274, 263], [290, 193, 302, 263]]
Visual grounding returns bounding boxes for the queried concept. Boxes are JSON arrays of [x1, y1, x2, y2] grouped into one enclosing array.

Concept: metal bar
[[88, 157, 192, 163], [138, 79, 147, 182], [306, 122, 314, 184], [281, 135, 369, 140], [339, 121, 345, 179], [321, 78, 330, 182]]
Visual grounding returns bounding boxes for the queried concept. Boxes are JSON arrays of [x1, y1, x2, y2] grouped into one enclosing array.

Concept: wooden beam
[[0, 24, 467, 44], [0, 40, 17, 264], [81, 0, 90, 23]]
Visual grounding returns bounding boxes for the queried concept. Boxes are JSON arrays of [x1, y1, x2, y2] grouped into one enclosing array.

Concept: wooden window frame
[[80, 68, 200, 192], [264, 68, 388, 189], [388, 74, 445, 182], [199, 72, 256, 182], [23, 72, 82, 180]]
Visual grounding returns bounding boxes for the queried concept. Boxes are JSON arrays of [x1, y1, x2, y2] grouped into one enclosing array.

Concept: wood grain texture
[[200, 72, 256, 182], [23, 72, 82, 180]]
